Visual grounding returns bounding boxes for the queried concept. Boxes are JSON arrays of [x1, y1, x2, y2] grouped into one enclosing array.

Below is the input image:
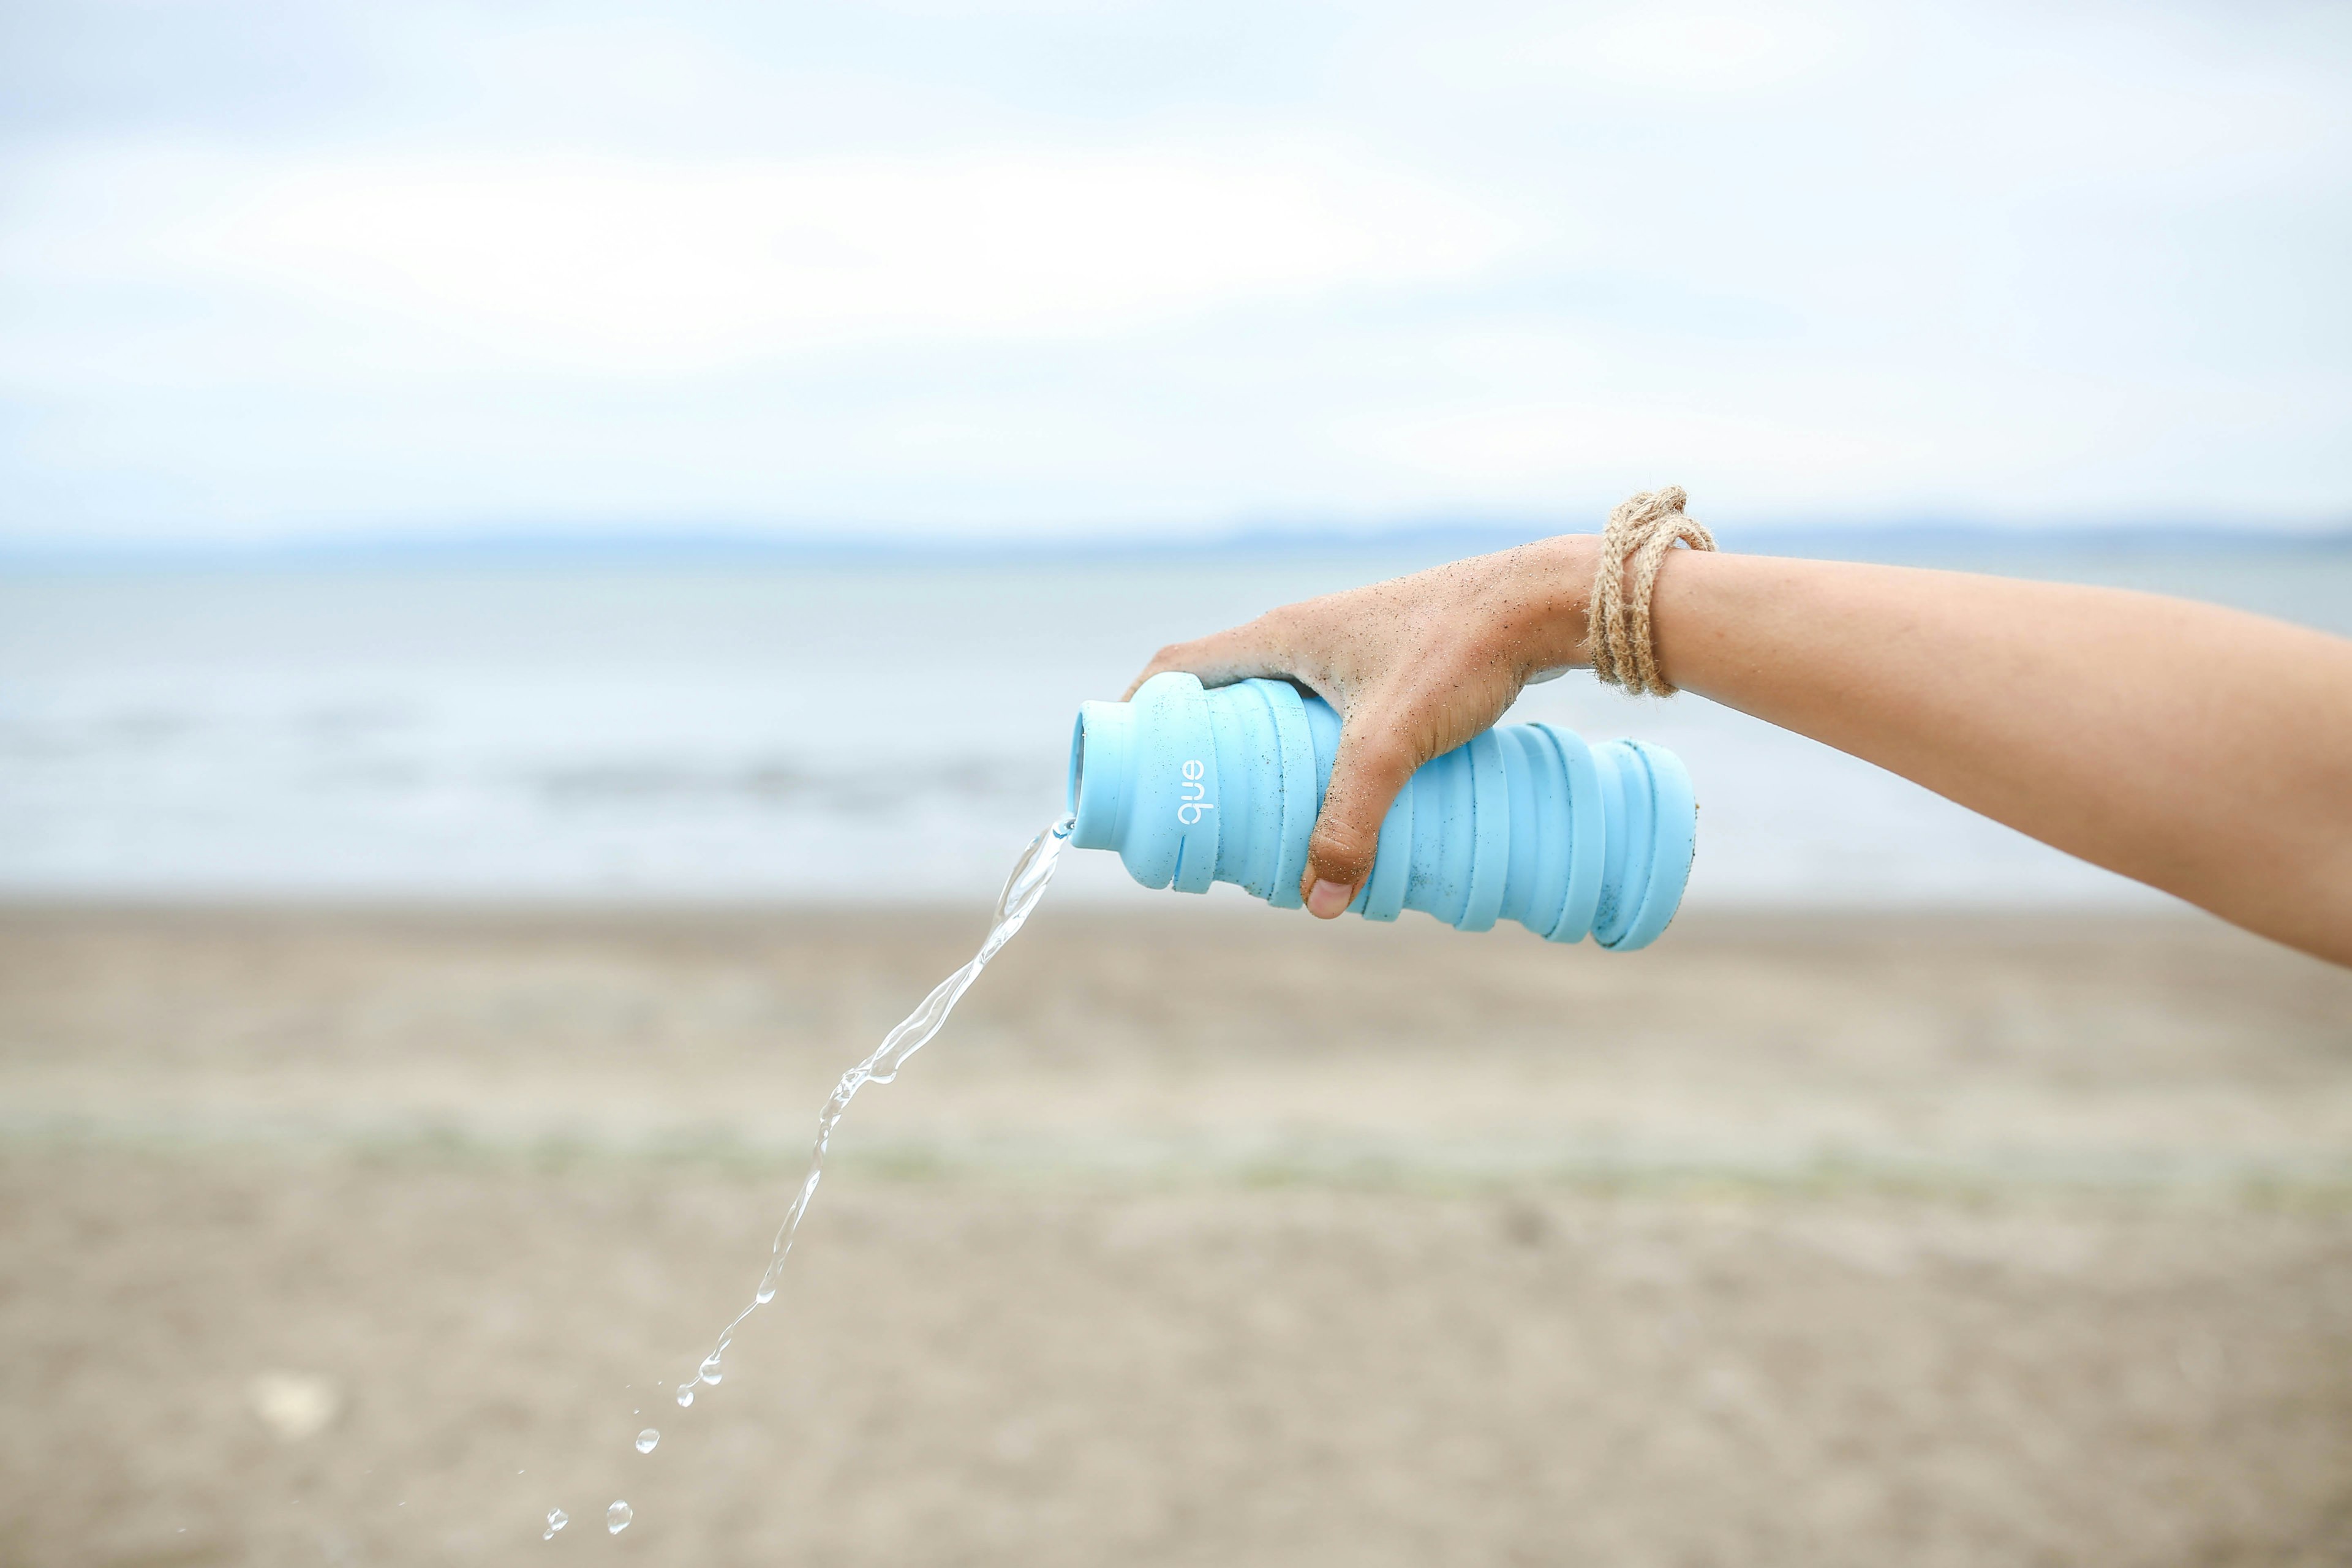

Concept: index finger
[[1121, 620, 1312, 701]]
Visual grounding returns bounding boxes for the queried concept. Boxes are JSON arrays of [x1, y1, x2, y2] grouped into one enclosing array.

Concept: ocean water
[[2, 537, 2346, 908]]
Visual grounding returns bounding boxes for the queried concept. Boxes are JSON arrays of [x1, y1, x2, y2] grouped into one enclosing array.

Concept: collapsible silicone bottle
[[1065, 673, 1696, 949]]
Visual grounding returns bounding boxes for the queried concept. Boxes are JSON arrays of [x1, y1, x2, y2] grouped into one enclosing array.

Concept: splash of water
[[679, 815, 1075, 1402]]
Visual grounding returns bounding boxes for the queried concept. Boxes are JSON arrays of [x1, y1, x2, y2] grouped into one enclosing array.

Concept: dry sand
[[2, 903, 2349, 1566]]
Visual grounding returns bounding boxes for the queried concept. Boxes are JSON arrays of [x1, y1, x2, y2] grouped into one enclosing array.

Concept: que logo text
[[1177, 759, 1216, 826]]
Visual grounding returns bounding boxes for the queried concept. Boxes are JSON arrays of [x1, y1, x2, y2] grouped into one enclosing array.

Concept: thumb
[[1302, 715, 1422, 919]]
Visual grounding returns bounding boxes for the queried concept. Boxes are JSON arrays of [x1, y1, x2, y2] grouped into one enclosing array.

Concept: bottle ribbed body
[[1066, 673, 1695, 950]]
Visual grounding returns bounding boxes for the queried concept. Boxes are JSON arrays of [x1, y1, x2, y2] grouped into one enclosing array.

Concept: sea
[[4, 532, 2346, 910]]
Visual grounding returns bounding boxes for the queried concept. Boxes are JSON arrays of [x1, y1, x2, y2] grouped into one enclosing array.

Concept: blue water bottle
[[1065, 673, 1696, 949]]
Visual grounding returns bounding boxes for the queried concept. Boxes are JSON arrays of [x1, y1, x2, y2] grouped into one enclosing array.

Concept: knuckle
[[1343, 725, 1425, 788], [1307, 834, 1376, 886]]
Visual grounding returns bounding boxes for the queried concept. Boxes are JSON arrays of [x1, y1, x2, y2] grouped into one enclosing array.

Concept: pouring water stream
[[679, 813, 1076, 1405], [546, 816, 1076, 1537]]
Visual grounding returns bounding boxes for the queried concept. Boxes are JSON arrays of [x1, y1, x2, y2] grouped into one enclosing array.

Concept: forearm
[[1644, 550, 2352, 963]]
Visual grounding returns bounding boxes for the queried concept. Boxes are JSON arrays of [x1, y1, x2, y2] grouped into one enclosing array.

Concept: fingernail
[[1306, 880, 1354, 919]]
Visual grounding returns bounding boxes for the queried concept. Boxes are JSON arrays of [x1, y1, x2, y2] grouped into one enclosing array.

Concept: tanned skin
[[1127, 536, 2352, 968]]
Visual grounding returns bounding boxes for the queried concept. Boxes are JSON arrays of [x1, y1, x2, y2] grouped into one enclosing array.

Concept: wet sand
[[2, 903, 2350, 1566]]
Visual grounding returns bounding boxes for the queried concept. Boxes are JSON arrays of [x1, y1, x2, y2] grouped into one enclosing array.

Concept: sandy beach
[[3, 903, 2349, 1566]]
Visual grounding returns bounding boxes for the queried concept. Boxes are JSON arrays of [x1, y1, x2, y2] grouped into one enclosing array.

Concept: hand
[[1123, 535, 1599, 917]]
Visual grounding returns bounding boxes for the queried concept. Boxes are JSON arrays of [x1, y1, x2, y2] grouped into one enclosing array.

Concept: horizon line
[[4, 513, 2350, 571]]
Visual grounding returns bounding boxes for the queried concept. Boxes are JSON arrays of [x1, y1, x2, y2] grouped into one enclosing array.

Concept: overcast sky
[[2, 0, 2346, 545]]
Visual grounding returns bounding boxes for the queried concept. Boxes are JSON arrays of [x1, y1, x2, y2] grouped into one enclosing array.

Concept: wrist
[[1516, 532, 1601, 673]]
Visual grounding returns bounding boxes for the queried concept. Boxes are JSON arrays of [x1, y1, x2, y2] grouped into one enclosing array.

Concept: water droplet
[[606, 1501, 631, 1535], [635, 1429, 659, 1454], [544, 1507, 567, 1540], [755, 1281, 775, 1305], [698, 1354, 723, 1385], [675, 1383, 694, 1408]]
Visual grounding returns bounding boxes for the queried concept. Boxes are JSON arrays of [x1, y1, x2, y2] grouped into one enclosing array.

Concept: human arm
[[1124, 537, 2352, 966]]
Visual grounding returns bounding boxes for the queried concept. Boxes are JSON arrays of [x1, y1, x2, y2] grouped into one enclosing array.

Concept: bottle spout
[[1066, 701, 1133, 851]]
